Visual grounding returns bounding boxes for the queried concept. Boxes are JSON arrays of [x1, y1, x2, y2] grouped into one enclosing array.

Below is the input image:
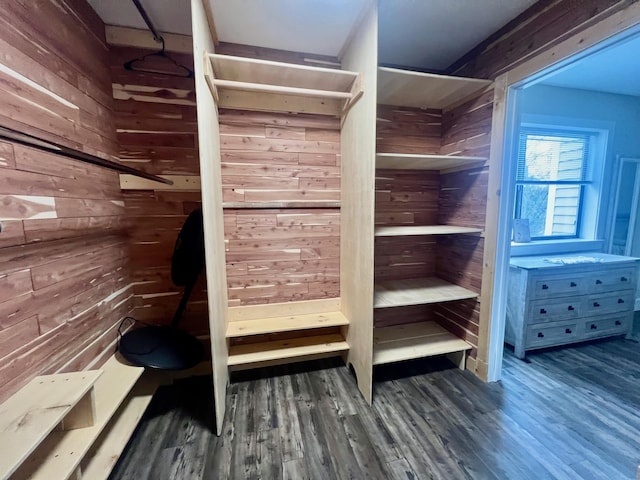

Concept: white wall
[[512, 84, 640, 255]]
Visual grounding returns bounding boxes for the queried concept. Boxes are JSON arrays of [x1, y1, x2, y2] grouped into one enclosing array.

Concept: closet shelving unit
[[202, 52, 363, 371], [204, 53, 363, 118], [373, 66, 491, 368]]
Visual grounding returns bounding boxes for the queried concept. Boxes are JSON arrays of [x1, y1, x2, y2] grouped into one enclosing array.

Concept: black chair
[[118, 208, 205, 370]]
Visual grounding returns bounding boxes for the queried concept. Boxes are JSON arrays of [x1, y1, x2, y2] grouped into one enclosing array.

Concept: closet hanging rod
[[0, 125, 173, 185]]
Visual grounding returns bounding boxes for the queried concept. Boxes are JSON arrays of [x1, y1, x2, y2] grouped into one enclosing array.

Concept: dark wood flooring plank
[[112, 339, 640, 480]]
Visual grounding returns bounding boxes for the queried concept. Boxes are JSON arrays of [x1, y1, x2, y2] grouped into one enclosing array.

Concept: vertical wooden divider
[[340, 2, 377, 403], [191, 0, 229, 435]]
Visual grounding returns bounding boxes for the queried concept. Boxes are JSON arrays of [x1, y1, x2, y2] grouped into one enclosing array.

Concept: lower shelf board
[[374, 277, 479, 308], [80, 377, 157, 480], [374, 225, 483, 237], [228, 333, 349, 370], [226, 310, 349, 338], [373, 321, 471, 365]]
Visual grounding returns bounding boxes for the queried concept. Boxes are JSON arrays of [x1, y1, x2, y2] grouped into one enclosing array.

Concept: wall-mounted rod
[[0, 125, 173, 185], [132, 0, 163, 43]]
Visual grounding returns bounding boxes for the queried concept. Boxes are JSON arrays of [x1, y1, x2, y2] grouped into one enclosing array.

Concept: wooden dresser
[[506, 253, 639, 358]]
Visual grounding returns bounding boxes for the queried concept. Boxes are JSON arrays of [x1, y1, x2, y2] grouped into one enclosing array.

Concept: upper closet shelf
[[376, 153, 487, 171], [205, 53, 363, 116], [377, 67, 492, 110]]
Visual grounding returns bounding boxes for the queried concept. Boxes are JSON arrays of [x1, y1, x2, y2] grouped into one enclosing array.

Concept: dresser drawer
[[529, 297, 583, 324], [530, 274, 585, 299], [586, 291, 635, 315], [526, 321, 579, 348], [582, 315, 630, 339], [588, 268, 635, 293]]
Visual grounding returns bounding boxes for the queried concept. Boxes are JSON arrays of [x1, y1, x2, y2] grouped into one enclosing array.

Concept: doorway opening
[[487, 22, 640, 380]]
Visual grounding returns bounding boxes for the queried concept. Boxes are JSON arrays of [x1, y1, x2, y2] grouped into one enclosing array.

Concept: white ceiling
[[210, 0, 369, 57], [541, 35, 640, 97], [88, 0, 193, 36], [378, 0, 537, 70], [88, 0, 537, 70]]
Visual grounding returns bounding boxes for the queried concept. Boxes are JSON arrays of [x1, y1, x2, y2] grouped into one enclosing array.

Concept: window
[[514, 127, 593, 239]]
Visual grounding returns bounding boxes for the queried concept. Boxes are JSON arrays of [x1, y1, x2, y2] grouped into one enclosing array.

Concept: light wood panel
[[373, 321, 471, 365], [227, 333, 349, 369], [192, 0, 229, 436], [119, 174, 200, 191], [374, 277, 479, 308], [375, 225, 483, 237], [340, 3, 377, 404], [12, 356, 146, 479], [376, 153, 486, 171], [80, 376, 157, 480], [227, 311, 348, 337], [206, 54, 361, 116], [228, 298, 341, 321], [377, 67, 492, 110], [0, 371, 101, 479]]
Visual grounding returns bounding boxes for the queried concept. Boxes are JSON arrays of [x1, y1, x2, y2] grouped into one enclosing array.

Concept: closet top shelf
[[204, 53, 363, 116], [377, 67, 492, 110]]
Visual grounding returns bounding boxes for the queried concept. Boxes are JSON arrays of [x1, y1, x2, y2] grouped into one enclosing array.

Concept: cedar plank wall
[[114, 41, 341, 338], [440, 0, 636, 364], [217, 43, 342, 308], [0, 1, 131, 402], [109, 45, 209, 334]]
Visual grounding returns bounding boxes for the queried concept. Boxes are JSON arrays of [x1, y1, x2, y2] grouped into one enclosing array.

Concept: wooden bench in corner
[[0, 354, 157, 480]]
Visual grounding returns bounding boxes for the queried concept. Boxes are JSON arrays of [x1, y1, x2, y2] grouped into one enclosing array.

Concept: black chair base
[[119, 325, 204, 370]]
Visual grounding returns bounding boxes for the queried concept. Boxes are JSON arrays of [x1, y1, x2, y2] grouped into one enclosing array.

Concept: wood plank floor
[[109, 338, 640, 479]]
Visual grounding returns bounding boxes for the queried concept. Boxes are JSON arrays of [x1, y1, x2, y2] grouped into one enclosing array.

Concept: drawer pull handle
[[615, 320, 622, 326], [593, 302, 600, 308], [565, 328, 572, 334], [618, 298, 624, 304], [621, 276, 629, 282], [567, 305, 575, 311], [595, 279, 603, 285], [542, 284, 549, 290], [590, 324, 598, 330], [539, 308, 547, 314], [537, 332, 544, 338], [570, 282, 577, 287]]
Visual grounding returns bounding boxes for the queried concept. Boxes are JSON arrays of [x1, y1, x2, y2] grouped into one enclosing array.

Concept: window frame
[[513, 127, 594, 241]]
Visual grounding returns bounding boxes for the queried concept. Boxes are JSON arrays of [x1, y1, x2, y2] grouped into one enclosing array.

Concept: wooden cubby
[[192, 1, 491, 432], [192, 0, 377, 433], [372, 66, 491, 370]]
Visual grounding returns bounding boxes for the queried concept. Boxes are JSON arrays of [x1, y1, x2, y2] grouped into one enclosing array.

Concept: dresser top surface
[[510, 252, 640, 270]]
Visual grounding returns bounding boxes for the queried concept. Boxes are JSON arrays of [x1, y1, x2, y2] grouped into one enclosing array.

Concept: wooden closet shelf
[[227, 310, 349, 338], [228, 333, 349, 370], [205, 53, 363, 116], [373, 321, 471, 365], [223, 201, 341, 209], [375, 225, 483, 237], [12, 356, 149, 480], [374, 277, 478, 308], [377, 67, 492, 110], [376, 152, 487, 172]]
